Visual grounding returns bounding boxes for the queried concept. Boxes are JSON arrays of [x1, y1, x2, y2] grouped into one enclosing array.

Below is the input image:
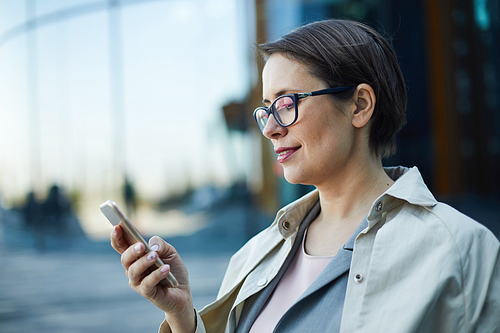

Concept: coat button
[[375, 202, 383, 212], [257, 278, 267, 286], [282, 221, 290, 230], [354, 273, 364, 283]]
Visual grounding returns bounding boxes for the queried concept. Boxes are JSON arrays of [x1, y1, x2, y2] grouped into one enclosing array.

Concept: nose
[[262, 113, 287, 139]]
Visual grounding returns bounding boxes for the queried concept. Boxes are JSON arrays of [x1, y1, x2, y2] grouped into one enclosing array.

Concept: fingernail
[[112, 226, 117, 234], [160, 265, 170, 273], [150, 244, 159, 252], [134, 243, 142, 252], [147, 252, 156, 261]]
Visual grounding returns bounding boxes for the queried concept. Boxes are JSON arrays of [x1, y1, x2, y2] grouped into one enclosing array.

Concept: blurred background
[[0, 0, 499, 332]]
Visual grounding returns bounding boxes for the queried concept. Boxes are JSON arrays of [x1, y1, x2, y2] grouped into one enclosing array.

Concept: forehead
[[262, 54, 318, 99]]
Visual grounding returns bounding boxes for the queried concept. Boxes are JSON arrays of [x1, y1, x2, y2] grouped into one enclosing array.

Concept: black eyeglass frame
[[253, 86, 353, 133]]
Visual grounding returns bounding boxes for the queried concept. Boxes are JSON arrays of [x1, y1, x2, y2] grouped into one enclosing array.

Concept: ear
[[351, 84, 376, 129]]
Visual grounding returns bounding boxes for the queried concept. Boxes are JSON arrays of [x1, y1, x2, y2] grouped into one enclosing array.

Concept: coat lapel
[[296, 218, 368, 302], [235, 201, 321, 333]]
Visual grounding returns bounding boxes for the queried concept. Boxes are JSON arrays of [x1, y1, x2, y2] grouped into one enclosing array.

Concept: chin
[[283, 169, 311, 186]]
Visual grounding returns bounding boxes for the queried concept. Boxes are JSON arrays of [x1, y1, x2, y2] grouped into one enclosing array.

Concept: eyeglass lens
[[255, 95, 296, 131]]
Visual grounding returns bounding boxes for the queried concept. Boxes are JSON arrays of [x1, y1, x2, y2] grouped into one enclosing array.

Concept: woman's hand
[[111, 225, 196, 333]]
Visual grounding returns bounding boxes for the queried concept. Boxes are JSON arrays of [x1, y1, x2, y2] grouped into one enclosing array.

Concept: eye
[[275, 96, 294, 112]]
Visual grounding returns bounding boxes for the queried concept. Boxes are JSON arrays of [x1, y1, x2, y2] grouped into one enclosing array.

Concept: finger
[[110, 225, 128, 254], [121, 242, 145, 270], [139, 264, 172, 298], [127, 248, 160, 287], [149, 236, 189, 285]]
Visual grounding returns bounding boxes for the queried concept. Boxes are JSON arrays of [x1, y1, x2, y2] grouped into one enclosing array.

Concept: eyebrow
[[262, 89, 292, 104]]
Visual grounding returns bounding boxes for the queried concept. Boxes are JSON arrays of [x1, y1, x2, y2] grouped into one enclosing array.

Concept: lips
[[275, 146, 300, 163]]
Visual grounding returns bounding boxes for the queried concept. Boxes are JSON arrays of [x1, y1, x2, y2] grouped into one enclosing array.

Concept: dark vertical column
[[424, 0, 465, 195], [253, 0, 279, 213], [454, 0, 498, 194]]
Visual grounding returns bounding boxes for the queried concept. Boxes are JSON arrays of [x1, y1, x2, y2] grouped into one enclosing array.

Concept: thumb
[[148, 235, 177, 258]]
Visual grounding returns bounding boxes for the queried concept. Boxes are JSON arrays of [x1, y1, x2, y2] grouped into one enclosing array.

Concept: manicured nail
[[150, 244, 159, 252], [160, 265, 170, 273], [147, 252, 156, 261], [134, 243, 142, 252]]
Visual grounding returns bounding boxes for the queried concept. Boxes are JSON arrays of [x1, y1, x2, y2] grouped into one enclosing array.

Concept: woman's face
[[261, 54, 358, 186]]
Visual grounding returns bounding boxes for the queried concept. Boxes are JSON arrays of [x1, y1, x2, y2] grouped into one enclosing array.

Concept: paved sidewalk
[[0, 245, 232, 333]]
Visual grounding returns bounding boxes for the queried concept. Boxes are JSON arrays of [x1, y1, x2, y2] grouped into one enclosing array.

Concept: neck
[[315, 154, 393, 225]]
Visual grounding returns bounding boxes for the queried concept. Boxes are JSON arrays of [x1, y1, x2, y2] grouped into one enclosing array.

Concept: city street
[[0, 199, 270, 333], [0, 243, 232, 333]]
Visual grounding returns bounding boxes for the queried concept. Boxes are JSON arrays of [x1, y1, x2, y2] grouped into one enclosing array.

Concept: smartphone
[[100, 200, 179, 288]]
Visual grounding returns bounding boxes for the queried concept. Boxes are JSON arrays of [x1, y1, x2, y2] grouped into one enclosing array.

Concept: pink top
[[249, 229, 334, 333]]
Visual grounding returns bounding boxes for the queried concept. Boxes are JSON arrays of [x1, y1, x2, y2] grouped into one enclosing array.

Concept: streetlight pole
[[25, 0, 43, 197], [108, 0, 127, 200]]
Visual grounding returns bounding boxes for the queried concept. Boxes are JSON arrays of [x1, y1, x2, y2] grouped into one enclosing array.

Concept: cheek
[[311, 111, 348, 139], [309, 117, 353, 158]]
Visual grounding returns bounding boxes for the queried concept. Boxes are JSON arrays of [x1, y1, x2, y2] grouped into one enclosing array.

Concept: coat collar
[[275, 189, 320, 238], [384, 166, 437, 207], [276, 166, 437, 238]]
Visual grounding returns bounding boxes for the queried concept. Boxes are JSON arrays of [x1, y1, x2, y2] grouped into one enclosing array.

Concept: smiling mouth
[[276, 147, 300, 163], [278, 149, 294, 156]]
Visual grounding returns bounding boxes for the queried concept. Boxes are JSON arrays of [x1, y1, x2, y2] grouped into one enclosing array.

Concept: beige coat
[[160, 167, 500, 333]]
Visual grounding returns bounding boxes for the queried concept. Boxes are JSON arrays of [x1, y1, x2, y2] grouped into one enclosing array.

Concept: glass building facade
[[263, 0, 500, 209]]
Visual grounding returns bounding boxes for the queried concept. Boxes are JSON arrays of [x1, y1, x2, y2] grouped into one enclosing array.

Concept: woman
[[111, 19, 500, 333]]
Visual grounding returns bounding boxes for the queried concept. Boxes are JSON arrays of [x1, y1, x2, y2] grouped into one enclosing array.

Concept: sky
[[0, 0, 262, 205]]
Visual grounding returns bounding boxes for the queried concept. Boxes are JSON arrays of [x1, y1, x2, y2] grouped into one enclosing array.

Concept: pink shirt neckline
[[249, 228, 334, 333]]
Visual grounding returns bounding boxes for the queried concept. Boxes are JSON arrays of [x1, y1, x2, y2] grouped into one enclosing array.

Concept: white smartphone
[[100, 200, 179, 288]]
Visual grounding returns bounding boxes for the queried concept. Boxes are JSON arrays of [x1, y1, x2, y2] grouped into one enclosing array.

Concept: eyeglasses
[[253, 87, 353, 133]]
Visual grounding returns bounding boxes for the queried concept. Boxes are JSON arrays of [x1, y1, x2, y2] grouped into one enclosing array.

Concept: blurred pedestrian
[[123, 176, 137, 218], [22, 191, 45, 250], [42, 184, 71, 234], [111, 19, 500, 333]]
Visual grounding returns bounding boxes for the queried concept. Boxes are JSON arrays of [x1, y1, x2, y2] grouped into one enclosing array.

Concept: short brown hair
[[258, 19, 407, 158]]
